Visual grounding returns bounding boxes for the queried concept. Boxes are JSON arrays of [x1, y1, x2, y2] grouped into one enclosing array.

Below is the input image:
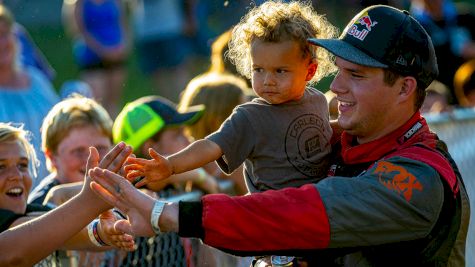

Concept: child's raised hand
[[97, 210, 135, 251], [124, 148, 173, 188]]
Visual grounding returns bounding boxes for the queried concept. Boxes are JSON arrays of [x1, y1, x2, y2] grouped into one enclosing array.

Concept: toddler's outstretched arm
[[125, 139, 222, 188]]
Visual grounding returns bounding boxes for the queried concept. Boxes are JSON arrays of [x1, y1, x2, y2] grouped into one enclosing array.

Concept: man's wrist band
[[151, 200, 166, 235], [87, 219, 108, 247]]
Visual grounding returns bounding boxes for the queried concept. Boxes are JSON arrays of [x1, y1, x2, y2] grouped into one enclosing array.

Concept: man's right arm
[[178, 157, 445, 255], [90, 156, 445, 255]]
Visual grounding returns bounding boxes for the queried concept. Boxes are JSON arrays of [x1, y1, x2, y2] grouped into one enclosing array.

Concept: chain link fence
[[107, 182, 239, 267], [118, 190, 204, 267], [426, 108, 475, 267]]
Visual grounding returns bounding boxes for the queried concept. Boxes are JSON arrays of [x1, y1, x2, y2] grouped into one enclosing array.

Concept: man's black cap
[[308, 5, 438, 89]]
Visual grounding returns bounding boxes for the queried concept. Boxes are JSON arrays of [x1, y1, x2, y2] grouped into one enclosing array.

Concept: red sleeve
[[201, 184, 330, 252]]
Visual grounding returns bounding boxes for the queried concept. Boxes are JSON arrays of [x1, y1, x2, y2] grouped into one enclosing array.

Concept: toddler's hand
[[124, 148, 173, 188]]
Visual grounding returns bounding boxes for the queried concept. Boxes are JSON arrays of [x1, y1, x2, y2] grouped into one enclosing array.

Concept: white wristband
[[151, 200, 166, 235], [87, 219, 107, 247]]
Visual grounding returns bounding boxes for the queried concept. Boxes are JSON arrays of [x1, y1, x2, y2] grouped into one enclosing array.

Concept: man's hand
[[90, 167, 157, 237]]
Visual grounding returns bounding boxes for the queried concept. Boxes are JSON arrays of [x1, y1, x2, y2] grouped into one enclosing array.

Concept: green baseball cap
[[113, 95, 204, 151]]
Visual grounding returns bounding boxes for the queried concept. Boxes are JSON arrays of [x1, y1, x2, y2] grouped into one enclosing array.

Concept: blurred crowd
[[1, 0, 474, 266]]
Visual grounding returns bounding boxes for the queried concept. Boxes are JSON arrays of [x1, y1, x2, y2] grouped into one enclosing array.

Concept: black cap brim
[[308, 38, 388, 68], [169, 105, 205, 126]]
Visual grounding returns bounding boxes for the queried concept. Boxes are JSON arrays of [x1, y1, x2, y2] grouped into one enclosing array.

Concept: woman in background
[[63, 0, 129, 117], [0, 5, 59, 183]]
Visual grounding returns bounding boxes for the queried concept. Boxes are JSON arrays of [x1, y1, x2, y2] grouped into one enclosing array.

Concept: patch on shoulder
[[372, 161, 423, 201]]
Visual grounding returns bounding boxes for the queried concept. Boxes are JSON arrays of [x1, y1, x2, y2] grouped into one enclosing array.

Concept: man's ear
[[306, 59, 318, 81], [399, 76, 417, 97], [395, 76, 418, 106]]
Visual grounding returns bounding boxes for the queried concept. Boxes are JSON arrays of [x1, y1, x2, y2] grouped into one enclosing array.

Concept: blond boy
[[28, 95, 112, 205]]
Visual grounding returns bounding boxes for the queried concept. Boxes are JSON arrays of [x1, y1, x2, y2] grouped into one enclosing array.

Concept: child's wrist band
[[87, 219, 108, 247]]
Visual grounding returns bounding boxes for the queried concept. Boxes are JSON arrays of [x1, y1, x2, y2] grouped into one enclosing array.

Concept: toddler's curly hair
[[227, 0, 338, 84]]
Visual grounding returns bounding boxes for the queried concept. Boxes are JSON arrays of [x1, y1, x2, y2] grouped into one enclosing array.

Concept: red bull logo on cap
[[356, 12, 378, 31], [347, 12, 378, 41]]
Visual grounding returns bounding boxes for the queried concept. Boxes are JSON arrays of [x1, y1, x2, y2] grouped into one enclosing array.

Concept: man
[[90, 5, 470, 266]]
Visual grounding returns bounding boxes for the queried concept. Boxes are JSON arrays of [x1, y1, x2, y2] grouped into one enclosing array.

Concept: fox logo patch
[[373, 161, 423, 201]]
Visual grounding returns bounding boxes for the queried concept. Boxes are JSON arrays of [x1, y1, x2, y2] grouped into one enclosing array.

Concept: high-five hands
[[84, 142, 137, 250], [83, 142, 133, 211], [90, 167, 158, 237]]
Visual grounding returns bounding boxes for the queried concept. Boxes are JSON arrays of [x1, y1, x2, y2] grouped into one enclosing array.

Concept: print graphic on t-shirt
[[285, 114, 328, 177]]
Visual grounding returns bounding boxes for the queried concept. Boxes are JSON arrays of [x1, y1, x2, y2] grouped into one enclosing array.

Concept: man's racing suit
[[178, 112, 470, 266]]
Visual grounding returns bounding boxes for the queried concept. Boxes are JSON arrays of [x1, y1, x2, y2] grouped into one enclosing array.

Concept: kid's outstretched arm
[[126, 139, 222, 188]]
